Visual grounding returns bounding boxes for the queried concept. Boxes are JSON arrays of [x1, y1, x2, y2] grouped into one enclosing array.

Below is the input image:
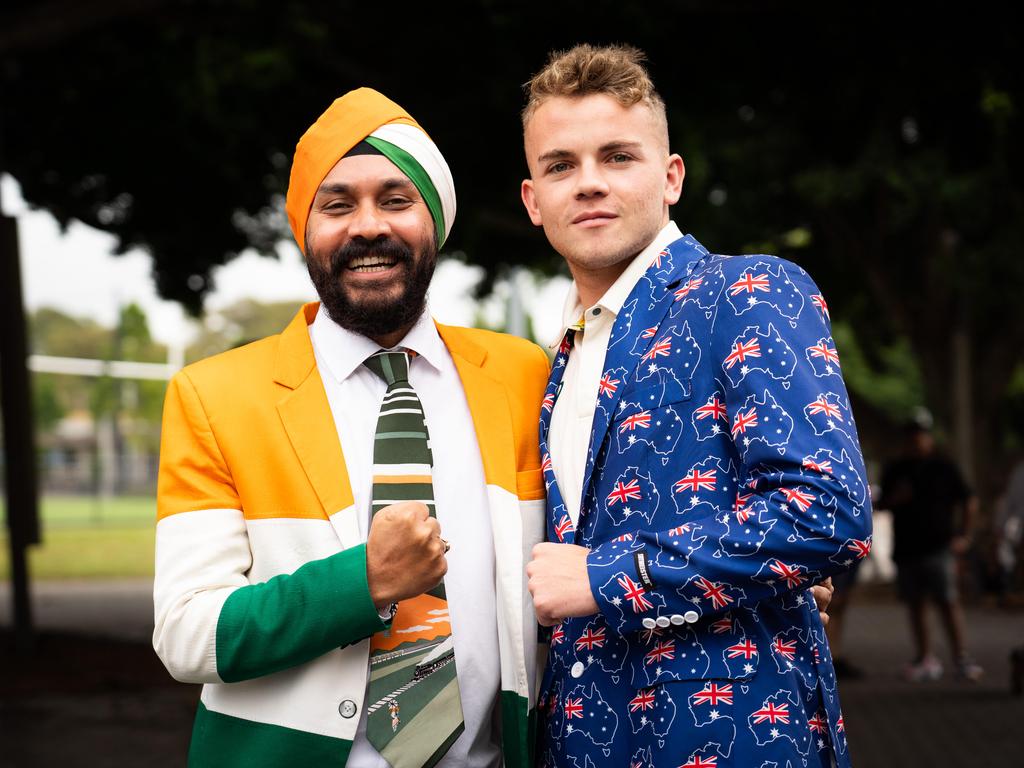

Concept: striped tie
[[363, 350, 464, 768]]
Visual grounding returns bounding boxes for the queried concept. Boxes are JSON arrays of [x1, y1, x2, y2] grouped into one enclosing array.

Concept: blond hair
[[521, 43, 667, 139]]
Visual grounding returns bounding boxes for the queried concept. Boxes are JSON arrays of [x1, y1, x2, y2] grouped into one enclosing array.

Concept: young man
[[522, 45, 872, 768], [154, 88, 548, 767]]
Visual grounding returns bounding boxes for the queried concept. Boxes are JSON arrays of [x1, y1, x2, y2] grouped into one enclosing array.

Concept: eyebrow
[[536, 140, 644, 165], [315, 177, 417, 196]]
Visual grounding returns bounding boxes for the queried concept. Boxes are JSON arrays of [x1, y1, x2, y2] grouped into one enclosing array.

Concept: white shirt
[[549, 221, 684, 524], [309, 306, 501, 768]]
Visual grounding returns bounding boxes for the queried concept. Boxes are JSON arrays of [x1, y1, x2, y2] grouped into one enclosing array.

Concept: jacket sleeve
[[586, 259, 872, 633], [153, 371, 386, 684]]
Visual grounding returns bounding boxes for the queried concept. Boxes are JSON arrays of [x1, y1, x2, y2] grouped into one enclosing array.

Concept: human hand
[[527, 543, 599, 626], [811, 578, 835, 626], [366, 502, 447, 609]]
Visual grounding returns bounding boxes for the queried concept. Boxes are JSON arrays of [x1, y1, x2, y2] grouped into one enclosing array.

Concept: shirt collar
[[310, 303, 446, 383], [549, 220, 684, 349]]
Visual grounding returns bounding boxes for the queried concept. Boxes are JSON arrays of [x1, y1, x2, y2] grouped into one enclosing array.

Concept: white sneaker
[[904, 655, 943, 682], [955, 657, 984, 682]]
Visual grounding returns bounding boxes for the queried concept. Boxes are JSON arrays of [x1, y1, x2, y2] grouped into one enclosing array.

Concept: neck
[[572, 259, 632, 310], [370, 324, 414, 350]]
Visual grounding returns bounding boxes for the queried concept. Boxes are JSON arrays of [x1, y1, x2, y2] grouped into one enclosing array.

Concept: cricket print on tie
[[363, 350, 464, 768]]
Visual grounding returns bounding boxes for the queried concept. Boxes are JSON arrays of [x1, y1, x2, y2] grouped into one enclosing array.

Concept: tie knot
[[364, 350, 410, 385]]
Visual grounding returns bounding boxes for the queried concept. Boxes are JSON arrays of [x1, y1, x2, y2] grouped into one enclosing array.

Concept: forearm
[[154, 509, 385, 684]]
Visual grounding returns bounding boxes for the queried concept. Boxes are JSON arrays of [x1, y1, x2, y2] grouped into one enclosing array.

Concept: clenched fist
[[366, 502, 448, 609], [527, 542, 599, 626]]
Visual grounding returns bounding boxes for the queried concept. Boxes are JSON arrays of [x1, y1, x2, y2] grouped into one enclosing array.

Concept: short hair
[[521, 43, 668, 139]]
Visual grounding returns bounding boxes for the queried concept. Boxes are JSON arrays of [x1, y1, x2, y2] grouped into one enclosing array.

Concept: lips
[[346, 254, 399, 273], [572, 210, 617, 226], [329, 238, 413, 278]]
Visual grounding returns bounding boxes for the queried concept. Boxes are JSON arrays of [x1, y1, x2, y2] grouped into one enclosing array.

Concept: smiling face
[[521, 93, 684, 305], [304, 153, 437, 347]]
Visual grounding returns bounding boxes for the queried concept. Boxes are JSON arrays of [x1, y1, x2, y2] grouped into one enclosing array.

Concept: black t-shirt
[[880, 455, 971, 561]]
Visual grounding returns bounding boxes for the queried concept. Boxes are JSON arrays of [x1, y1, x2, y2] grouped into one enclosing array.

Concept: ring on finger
[[440, 537, 451, 553]]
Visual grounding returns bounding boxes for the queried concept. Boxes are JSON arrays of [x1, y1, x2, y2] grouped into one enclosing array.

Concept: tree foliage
[[3, 1, 1022, 492]]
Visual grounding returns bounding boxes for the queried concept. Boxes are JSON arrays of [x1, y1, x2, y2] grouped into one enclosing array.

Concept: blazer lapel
[[436, 324, 517, 493], [576, 236, 712, 536], [540, 331, 576, 542], [274, 303, 360, 548]]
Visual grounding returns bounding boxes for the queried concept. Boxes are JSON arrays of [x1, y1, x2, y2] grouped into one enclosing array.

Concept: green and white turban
[[286, 87, 456, 252]]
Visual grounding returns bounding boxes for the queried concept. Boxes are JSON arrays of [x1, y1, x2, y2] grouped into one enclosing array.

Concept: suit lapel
[[540, 331, 575, 542], [274, 303, 360, 548], [576, 236, 711, 536], [437, 324, 517, 493]]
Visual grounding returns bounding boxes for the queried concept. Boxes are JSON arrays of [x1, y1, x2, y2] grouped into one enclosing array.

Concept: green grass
[[0, 495, 156, 580]]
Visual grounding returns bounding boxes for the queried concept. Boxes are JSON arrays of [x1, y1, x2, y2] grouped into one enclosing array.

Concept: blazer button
[[642, 618, 657, 629], [570, 661, 585, 678], [655, 616, 671, 628], [669, 614, 685, 625], [683, 610, 700, 624], [338, 699, 358, 719]]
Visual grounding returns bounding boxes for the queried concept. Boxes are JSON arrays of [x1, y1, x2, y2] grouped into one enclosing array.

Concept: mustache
[[328, 237, 414, 275]]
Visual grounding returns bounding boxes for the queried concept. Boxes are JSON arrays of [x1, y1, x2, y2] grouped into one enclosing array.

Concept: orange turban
[[285, 88, 457, 253]]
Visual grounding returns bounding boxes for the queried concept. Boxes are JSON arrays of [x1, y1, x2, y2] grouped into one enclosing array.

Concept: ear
[[521, 179, 544, 227], [664, 153, 685, 206]]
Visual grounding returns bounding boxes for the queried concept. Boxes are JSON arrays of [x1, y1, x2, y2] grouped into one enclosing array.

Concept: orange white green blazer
[[154, 303, 549, 767]]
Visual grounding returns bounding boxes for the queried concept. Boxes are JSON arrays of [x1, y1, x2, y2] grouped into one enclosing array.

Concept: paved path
[[2, 581, 1023, 766]]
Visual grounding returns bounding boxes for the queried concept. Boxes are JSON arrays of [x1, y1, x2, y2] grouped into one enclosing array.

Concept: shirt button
[[683, 610, 700, 624], [655, 616, 671, 628], [591, 307, 602, 316], [670, 614, 685, 625], [338, 699, 358, 719], [570, 661, 585, 678], [642, 618, 657, 629]]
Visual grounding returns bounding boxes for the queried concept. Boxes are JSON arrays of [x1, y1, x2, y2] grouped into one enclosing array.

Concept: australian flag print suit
[[537, 234, 871, 768]]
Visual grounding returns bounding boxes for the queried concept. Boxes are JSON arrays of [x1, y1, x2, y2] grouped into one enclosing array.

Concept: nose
[[574, 159, 609, 199], [347, 201, 391, 241]]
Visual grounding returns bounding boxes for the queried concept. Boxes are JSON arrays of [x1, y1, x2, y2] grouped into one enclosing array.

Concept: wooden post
[[0, 189, 41, 653]]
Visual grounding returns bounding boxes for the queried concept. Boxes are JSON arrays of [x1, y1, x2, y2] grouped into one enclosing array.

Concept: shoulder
[[169, 333, 284, 407], [701, 252, 818, 289], [440, 325, 549, 375]]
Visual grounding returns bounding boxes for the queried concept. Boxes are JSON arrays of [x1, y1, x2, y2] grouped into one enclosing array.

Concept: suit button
[[570, 661, 585, 678], [642, 618, 657, 629], [338, 699, 357, 719], [655, 616, 671, 628], [683, 610, 699, 624], [670, 614, 685, 625]]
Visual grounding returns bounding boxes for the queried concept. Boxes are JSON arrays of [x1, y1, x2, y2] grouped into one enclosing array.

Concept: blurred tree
[[186, 298, 304, 362], [28, 305, 167, 446]]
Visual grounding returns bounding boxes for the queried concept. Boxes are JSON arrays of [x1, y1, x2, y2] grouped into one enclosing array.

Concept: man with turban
[[154, 88, 549, 768]]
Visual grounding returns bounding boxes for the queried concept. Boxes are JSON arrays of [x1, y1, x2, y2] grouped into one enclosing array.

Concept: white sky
[[2, 174, 570, 349]]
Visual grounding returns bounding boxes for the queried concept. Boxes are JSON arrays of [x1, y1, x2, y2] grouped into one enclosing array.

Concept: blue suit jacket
[[537, 234, 871, 768]]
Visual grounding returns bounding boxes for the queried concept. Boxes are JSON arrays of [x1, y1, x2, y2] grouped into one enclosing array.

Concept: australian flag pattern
[[537, 235, 871, 768]]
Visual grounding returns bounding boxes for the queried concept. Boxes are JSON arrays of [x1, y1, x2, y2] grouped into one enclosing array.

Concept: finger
[[424, 516, 441, 537], [819, 613, 830, 626], [538, 611, 560, 627]]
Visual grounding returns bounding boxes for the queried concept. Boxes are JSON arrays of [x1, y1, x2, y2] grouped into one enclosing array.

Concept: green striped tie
[[363, 350, 464, 768]]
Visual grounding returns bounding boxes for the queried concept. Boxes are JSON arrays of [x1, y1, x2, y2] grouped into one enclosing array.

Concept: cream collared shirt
[[309, 306, 500, 768], [549, 221, 684, 524]]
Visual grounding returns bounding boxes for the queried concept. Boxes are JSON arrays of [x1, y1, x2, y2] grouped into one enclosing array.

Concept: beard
[[306, 234, 437, 340]]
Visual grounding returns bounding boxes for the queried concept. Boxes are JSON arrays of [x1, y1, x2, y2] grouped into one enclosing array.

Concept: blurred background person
[[879, 410, 983, 682]]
